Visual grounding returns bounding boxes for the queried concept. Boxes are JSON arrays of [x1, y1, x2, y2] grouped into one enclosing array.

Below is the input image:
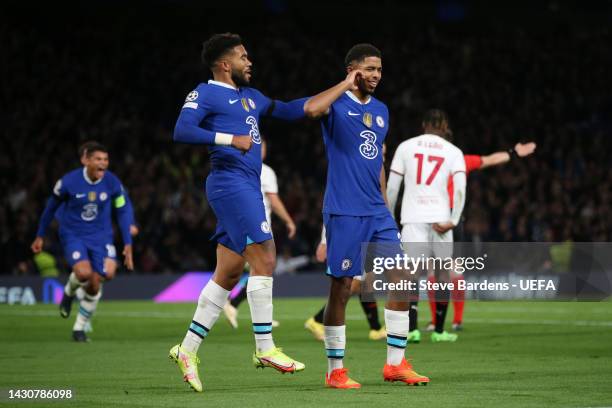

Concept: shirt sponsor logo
[[359, 130, 379, 159], [81, 203, 98, 221]]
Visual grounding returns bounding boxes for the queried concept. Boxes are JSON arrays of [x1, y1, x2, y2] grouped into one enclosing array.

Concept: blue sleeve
[[321, 103, 335, 136], [36, 196, 63, 237], [36, 178, 67, 237], [266, 97, 309, 121], [173, 87, 218, 145], [111, 179, 133, 245], [122, 194, 136, 227]]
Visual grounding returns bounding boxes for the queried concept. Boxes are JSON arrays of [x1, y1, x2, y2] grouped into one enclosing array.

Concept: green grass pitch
[[1, 299, 612, 407]]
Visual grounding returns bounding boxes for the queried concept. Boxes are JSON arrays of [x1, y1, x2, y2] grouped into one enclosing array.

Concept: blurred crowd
[[1, 2, 611, 274]]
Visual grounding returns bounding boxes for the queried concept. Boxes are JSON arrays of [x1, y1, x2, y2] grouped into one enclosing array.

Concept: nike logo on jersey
[[348, 111, 360, 116], [229, 99, 239, 104], [76, 193, 86, 198]]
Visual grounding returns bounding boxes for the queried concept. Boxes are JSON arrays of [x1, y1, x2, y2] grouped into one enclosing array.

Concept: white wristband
[[214, 132, 233, 146]]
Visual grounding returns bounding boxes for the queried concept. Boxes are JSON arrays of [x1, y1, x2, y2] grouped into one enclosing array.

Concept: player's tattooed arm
[[304, 69, 362, 119]]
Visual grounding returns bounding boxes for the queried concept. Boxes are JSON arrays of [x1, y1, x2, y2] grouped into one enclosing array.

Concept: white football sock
[[324, 325, 346, 374], [64, 272, 84, 297], [182, 280, 229, 353], [73, 289, 101, 331], [385, 308, 410, 365], [247, 276, 275, 353]]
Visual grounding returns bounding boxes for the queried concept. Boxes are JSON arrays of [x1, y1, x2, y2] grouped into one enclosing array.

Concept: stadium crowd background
[[2, 1, 611, 275]]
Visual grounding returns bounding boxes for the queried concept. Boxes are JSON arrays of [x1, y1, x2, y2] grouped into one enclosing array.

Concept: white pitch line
[[1, 309, 612, 328]]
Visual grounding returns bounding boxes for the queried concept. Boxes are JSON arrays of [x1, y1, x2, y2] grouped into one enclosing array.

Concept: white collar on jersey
[[345, 90, 371, 105], [208, 79, 238, 90], [83, 167, 103, 185]]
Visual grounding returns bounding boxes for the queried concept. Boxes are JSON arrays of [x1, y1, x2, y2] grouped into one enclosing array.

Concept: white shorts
[[401, 223, 453, 259]]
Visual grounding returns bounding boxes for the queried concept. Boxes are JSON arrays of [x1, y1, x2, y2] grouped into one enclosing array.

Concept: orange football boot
[[325, 368, 361, 389], [383, 358, 429, 386]]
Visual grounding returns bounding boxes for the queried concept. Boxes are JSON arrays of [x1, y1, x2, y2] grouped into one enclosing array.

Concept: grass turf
[[1, 299, 612, 407]]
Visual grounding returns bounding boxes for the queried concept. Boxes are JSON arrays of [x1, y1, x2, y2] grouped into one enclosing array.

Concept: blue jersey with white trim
[[179, 81, 273, 199], [322, 91, 390, 216], [36, 168, 131, 243]]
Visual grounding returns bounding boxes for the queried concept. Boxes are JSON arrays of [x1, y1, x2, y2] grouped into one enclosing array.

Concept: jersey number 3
[[359, 130, 378, 160], [414, 153, 444, 185]]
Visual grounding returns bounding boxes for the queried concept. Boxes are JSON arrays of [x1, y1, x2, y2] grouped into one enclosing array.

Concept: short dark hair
[[344, 43, 381, 66], [201, 33, 243, 69], [78, 140, 100, 158], [422, 109, 449, 129], [84, 142, 108, 157]]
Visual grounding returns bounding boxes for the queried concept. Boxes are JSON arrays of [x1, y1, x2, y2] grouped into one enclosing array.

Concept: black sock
[[409, 301, 418, 332], [360, 301, 381, 330], [313, 304, 326, 324], [230, 285, 248, 308], [435, 286, 450, 333]]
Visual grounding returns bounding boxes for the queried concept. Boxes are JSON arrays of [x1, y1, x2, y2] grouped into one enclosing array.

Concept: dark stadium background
[[2, 0, 611, 275]]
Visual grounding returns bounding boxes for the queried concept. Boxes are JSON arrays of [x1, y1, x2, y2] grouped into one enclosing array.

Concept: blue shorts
[[324, 212, 401, 278], [60, 235, 117, 277], [209, 188, 273, 254]]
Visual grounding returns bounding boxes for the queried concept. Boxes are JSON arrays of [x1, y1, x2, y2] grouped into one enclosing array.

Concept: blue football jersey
[[36, 167, 131, 243], [55, 191, 136, 228], [322, 91, 390, 216], [177, 80, 274, 199]]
